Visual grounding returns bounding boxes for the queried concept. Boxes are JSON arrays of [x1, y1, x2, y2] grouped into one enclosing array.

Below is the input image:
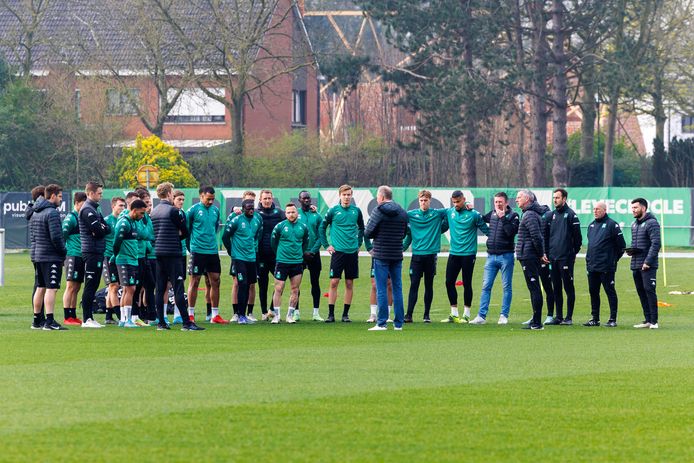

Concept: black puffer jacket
[[630, 212, 660, 270], [364, 201, 408, 261], [257, 203, 285, 257], [546, 204, 582, 260], [25, 197, 41, 262], [151, 200, 189, 257], [79, 198, 111, 255], [29, 199, 67, 262], [586, 214, 625, 273], [515, 201, 545, 261], [483, 206, 519, 255]]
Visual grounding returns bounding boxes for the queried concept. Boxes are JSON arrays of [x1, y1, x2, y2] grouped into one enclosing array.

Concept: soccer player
[[62, 192, 86, 325], [544, 188, 582, 325], [318, 184, 365, 323], [151, 183, 203, 331], [402, 189, 448, 323], [130, 189, 152, 326], [169, 189, 188, 324], [628, 198, 661, 329], [139, 189, 158, 324], [515, 190, 545, 330], [113, 199, 147, 328], [29, 184, 68, 330], [469, 192, 519, 325], [441, 190, 489, 323], [186, 186, 225, 324], [270, 203, 309, 323], [78, 181, 112, 328], [222, 199, 263, 324], [584, 201, 625, 327], [255, 190, 286, 320], [365, 186, 408, 331], [103, 196, 125, 324], [229, 190, 258, 322], [296, 190, 324, 321]]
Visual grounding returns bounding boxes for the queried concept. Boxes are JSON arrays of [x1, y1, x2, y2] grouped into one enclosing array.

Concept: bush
[[566, 130, 643, 186], [112, 134, 198, 188]]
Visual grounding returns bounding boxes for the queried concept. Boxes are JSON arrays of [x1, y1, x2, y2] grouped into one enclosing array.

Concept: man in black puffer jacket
[[469, 192, 519, 325], [584, 201, 625, 327], [255, 190, 286, 319], [364, 185, 408, 331], [627, 198, 661, 329], [29, 184, 67, 330], [26, 185, 46, 317], [514, 189, 545, 330]]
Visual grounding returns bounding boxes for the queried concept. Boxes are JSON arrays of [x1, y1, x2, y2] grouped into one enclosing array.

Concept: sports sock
[[328, 304, 335, 317], [206, 302, 212, 316], [64, 308, 70, 319], [173, 305, 181, 318], [463, 306, 471, 318], [342, 304, 350, 317], [370, 304, 377, 316], [188, 307, 195, 316], [33, 312, 42, 325], [163, 303, 168, 314], [232, 303, 239, 315], [212, 307, 219, 317], [274, 307, 281, 318], [46, 313, 54, 322], [451, 306, 459, 317], [294, 309, 300, 319], [288, 307, 295, 318], [113, 305, 120, 320], [313, 308, 320, 316]]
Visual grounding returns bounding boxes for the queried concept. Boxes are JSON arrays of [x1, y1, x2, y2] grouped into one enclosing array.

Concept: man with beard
[[628, 198, 661, 329]]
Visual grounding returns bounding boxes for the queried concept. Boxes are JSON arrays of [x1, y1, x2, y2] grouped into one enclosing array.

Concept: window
[[292, 90, 306, 126], [682, 115, 694, 134], [165, 88, 226, 124], [106, 88, 140, 116]]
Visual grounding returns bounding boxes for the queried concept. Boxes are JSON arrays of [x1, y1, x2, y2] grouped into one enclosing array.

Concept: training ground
[[1, 253, 693, 462]]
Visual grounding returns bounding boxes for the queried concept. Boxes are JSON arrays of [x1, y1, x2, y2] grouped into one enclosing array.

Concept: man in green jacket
[[442, 190, 489, 323], [62, 191, 87, 326], [270, 203, 309, 324], [103, 196, 125, 324], [318, 184, 365, 323], [296, 190, 324, 321], [113, 199, 147, 328]]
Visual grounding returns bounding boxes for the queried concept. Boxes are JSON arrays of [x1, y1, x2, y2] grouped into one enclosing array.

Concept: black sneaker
[[583, 319, 600, 327], [605, 320, 617, 327], [341, 316, 352, 323], [530, 324, 544, 330], [404, 316, 413, 323], [324, 315, 335, 323], [43, 319, 67, 331], [423, 317, 431, 323], [522, 324, 533, 330], [545, 317, 562, 326], [157, 323, 171, 331], [559, 318, 573, 325], [182, 322, 205, 331], [31, 321, 43, 330]]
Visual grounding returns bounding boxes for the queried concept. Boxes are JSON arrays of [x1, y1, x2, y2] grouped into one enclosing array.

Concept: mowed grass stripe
[[1, 367, 693, 462]]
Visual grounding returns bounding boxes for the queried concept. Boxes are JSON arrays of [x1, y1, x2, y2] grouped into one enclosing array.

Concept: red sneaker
[[189, 315, 195, 323], [63, 317, 83, 326], [210, 315, 229, 324]]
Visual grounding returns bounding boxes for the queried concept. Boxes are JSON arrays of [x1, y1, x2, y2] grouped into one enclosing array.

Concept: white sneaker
[[366, 315, 377, 323], [649, 323, 659, 329], [230, 314, 239, 322], [386, 318, 393, 323], [394, 326, 403, 331], [634, 322, 651, 329], [81, 318, 103, 328], [246, 314, 257, 322], [262, 312, 274, 322], [286, 315, 296, 324], [271, 316, 280, 324], [498, 315, 508, 325], [543, 316, 554, 325], [522, 317, 533, 325], [368, 325, 387, 331], [469, 315, 486, 325]]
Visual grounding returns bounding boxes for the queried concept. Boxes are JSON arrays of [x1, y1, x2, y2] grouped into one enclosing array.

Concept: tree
[[150, 0, 315, 157], [362, 0, 512, 186], [0, 0, 52, 77], [112, 133, 198, 188]]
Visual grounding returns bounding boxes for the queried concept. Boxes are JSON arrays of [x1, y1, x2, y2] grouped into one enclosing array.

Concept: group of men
[[27, 182, 662, 332]]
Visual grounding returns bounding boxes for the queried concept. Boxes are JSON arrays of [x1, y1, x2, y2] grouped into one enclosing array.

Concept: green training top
[[62, 211, 82, 258], [271, 219, 309, 264], [403, 208, 448, 255], [297, 208, 323, 254], [187, 202, 221, 254], [136, 216, 150, 259], [144, 213, 156, 259], [113, 214, 142, 266], [444, 207, 489, 256], [319, 204, 365, 254], [103, 214, 119, 258], [222, 213, 263, 262]]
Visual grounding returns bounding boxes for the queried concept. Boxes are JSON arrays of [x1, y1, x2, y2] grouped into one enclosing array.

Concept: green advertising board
[[101, 187, 694, 248]]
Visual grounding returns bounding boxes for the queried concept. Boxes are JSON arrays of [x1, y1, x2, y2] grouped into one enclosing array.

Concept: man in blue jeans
[[364, 185, 408, 331], [470, 192, 519, 325]]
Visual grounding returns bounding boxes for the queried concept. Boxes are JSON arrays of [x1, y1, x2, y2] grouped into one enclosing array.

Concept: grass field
[[1, 252, 693, 462]]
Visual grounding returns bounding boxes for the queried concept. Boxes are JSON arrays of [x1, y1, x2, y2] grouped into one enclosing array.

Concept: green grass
[[1, 252, 693, 462]]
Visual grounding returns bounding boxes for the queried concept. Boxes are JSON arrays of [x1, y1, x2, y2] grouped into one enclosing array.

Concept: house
[[0, 0, 319, 154]]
